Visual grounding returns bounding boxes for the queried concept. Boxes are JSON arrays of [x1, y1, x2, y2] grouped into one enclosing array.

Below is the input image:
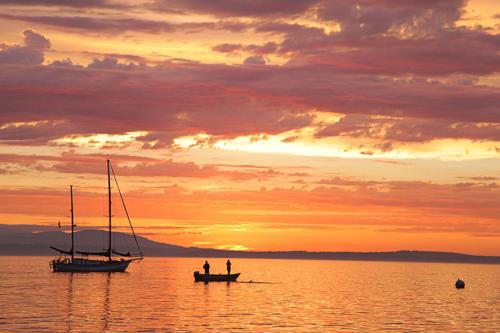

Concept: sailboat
[[50, 159, 143, 272]]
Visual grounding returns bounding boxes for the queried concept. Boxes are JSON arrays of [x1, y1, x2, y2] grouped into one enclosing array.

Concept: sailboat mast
[[107, 159, 112, 261], [70, 185, 74, 261]]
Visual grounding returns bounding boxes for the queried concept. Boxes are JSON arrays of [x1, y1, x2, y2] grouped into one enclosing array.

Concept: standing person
[[203, 260, 210, 275], [226, 259, 232, 275]]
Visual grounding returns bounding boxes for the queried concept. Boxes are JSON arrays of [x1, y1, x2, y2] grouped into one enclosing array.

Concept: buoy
[[455, 279, 465, 289]]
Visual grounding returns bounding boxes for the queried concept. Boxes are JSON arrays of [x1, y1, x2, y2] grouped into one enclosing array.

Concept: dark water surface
[[0, 256, 498, 332]]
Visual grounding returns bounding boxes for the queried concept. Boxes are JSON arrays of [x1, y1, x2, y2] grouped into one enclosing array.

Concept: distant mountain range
[[0, 229, 499, 264]]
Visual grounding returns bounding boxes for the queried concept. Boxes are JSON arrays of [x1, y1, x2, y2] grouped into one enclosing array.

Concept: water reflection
[[102, 273, 111, 332], [65, 273, 73, 333], [64, 272, 112, 333], [0, 257, 498, 332]]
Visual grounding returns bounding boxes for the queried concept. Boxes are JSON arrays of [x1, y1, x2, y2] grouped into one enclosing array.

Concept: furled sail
[[50, 246, 73, 255], [76, 250, 110, 257], [112, 250, 131, 257], [76, 249, 131, 257]]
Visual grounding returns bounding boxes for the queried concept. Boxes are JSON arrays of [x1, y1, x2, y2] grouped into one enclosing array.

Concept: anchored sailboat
[[50, 159, 143, 272]]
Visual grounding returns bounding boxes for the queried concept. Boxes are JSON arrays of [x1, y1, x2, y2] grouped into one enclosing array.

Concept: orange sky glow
[[0, 0, 499, 255]]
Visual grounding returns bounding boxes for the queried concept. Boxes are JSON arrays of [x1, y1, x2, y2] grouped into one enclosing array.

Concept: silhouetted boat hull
[[194, 271, 240, 282], [51, 258, 131, 272]]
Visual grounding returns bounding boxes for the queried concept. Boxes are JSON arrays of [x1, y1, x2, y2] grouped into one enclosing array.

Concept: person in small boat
[[226, 259, 232, 275], [203, 260, 210, 275]]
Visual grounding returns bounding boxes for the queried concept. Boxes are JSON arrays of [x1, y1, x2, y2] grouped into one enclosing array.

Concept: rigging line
[[110, 162, 143, 258]]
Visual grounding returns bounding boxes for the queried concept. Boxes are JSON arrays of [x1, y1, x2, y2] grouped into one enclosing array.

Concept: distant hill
[[0, 229, 499, 264]]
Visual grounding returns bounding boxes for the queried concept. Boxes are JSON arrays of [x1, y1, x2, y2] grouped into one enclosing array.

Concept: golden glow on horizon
[[53, 131, 148, 148], [174, 131, 500, 161]]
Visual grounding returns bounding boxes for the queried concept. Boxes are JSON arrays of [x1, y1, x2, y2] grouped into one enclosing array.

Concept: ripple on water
[[0, 257, 498, 332]]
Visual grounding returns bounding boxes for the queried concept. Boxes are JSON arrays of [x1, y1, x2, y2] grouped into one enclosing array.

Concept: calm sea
[[0, 256, 498, 332]]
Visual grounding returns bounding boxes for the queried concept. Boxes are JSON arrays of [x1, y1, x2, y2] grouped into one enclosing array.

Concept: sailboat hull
[[51, 258, 131, 272], [194, 271, 240, 282]]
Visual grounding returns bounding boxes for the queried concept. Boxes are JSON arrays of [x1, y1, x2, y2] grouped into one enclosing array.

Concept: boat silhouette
[[50, 159, 143, 272], [194, 271, 240, 282]]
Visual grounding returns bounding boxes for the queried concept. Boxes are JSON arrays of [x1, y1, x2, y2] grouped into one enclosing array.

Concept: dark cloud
[[374, 142, 393, 153], [384, 118, 500, 142], [0, 57, 318, 147], [0, 55, 499, 146], [255, 23, 500, 76], [212, 43, 242, 53], [0, 0, 126, 9], [23, 29, 51, 49], [457, 176, 498, 182], [0, 151, 289, 181], [0, 14, 250, 34], [317, 0, 466, 38], [249, 0, 500, 77], [151, 0, 319, 17], [1, 5, 499, 147], [316, 113, 500, 143], [244, 42, 279, 54], [0, 120, 71, 145], [2, 1, 497, 77], [243, 55, 266, 65], [293, 30, 500, 76], [87, 57, 147, 70], [316, 114, 384, 138], [0, 29, 50, 65], [213, 42, 279, 55], [0, 14, 177, 34]]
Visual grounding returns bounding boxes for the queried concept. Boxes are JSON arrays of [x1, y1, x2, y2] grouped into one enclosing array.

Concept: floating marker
[[455, 279, 465, 289]]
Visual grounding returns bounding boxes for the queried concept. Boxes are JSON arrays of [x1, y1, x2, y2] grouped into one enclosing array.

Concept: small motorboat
[[194, 271, 240, 282]]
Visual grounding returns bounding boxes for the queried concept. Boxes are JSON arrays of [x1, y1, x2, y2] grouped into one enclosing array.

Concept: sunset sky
[[0, 0, 499, 255]]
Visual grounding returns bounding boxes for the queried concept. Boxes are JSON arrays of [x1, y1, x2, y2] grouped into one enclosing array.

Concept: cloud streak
[[0, 30, 498, 148]]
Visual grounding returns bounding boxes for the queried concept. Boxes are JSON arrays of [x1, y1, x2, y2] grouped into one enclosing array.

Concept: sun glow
[[52, 131, 148, 148], [174, 130, 500, 161]]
